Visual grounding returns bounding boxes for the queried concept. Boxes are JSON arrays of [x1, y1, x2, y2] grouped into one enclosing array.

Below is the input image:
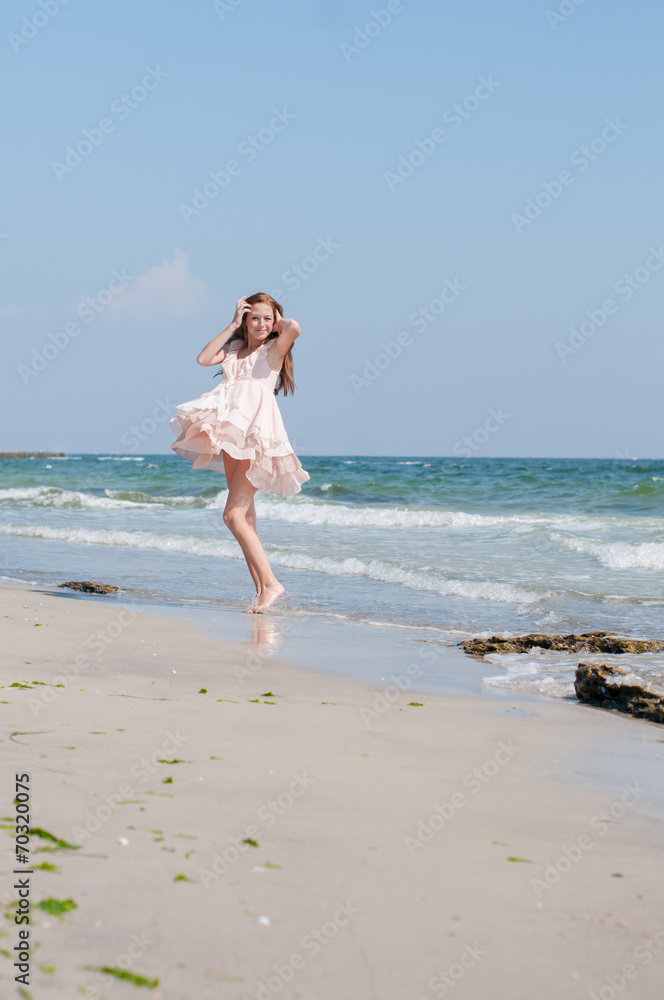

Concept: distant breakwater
[[0, 452, 66, 459]]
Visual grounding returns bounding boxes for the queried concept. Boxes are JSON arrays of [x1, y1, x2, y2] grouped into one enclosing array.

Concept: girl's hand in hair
[[231, 296, 251, 329]]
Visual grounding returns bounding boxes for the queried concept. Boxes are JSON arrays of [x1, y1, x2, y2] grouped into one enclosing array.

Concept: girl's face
[[245, 303, 275, 339]]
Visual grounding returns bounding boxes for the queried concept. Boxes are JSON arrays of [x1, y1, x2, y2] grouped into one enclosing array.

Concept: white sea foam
[[552, 533, 664, 571], [0, 486, 154, 510], [0, 522, 545, 604], [97, 456, 145, 461], [0, 523, 240, 559], [249, 498, 548, 529], [482, 650, 664, 699]]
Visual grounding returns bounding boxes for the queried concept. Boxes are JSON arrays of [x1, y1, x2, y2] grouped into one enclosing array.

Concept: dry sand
[[1, 580, 663, 1000]]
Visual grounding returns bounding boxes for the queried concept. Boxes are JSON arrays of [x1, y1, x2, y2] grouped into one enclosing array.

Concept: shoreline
[[2, 579, 664, 998]]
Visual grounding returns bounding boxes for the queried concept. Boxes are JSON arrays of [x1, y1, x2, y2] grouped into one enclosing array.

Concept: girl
[[169, 293, 310, 613]]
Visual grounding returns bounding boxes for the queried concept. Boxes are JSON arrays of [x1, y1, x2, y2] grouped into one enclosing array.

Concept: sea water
[[1, 454, 663, 698]]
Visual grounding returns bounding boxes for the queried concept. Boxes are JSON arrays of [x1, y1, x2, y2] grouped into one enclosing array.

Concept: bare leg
[[222, 454, 284, 613], [223, 452, 261, 596]]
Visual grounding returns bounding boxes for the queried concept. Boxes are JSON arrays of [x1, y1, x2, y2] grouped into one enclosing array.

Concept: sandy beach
[[0, 580, 662, 1000]]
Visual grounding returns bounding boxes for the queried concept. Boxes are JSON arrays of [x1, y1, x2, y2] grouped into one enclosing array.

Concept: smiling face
[[245, 302, 275, 341]]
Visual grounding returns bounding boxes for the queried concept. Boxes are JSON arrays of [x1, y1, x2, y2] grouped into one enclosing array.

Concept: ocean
[[2, 454, 663, 700]]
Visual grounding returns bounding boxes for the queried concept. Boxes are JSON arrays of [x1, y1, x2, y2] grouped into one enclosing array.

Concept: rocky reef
[[574, 663, 664, 724], [459, 631, 664, 657], [58, 581, 119, 595], [0, 451, 65, 458]]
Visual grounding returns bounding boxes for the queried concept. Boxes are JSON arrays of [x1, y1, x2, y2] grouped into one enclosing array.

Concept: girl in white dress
[[170, 293, 309, 613]]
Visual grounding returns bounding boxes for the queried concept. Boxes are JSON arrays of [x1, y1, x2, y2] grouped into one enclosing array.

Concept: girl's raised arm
[[197, 296, 250, 366], [270, 314, 301, 363]]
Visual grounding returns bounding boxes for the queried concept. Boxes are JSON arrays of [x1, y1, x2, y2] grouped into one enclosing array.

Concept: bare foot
[[244, 588, 261, 614], [251, 582, 285, 613]]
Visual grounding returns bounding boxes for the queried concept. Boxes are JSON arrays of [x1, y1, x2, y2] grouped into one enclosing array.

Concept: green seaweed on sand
[[18, 988, 32, 1000], [9, 682, 31, 689], [408, 702, 424, 707], [33, 862, 60, 873], [39, 963, 56, 973], [36, 898, 77, 917], [264, 861, 281, 868], [242, 838, 259, 848], [261, 691, 276, 697], [162, 777, 173, 784], [173, 873, 194, 882], [198, 688, 207, 694], [85, 966, 159, 988], [507, 856, 533, 863], [29, 828, 79, 851], [157, 758, 185, 764]]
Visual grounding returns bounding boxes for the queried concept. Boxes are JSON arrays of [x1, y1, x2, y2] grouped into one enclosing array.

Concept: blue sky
[[2, 0, 662, 458]]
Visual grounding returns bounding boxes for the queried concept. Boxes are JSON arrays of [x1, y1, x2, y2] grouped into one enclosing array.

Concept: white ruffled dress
[[169, 340, 310, 496]]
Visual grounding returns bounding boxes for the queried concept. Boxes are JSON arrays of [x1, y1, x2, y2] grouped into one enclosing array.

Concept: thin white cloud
[[0, 303, 28, 319], [108, 248, 215, 320]]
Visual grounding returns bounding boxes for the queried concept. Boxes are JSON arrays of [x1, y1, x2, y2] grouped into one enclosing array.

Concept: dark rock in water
[[58, 580, 118, 595], [459, 632, 664, 656], [0, 451, 66, 459], [574, 663, 664, 724]]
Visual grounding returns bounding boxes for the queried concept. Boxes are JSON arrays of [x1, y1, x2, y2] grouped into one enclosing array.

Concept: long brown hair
[[213, 292, 296, 396]]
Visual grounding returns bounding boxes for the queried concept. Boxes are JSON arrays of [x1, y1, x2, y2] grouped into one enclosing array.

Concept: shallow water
[[2, 454, 663, 698]]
